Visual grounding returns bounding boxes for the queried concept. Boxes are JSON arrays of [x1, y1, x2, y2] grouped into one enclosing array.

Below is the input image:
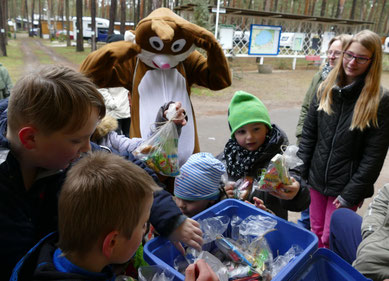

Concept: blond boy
[[1, 65, 105, 279]]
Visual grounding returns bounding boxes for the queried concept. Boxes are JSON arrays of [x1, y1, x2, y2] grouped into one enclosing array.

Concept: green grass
[[32, 48, 53, 65], [0, 39, 24, 83], [48, 45, 92, 65], [191, 86, 231, 98]]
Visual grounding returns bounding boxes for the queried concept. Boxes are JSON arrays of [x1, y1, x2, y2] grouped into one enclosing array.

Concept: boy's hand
[[245, 197, 275, 215], [169, 218, 203, 255], [270, 177, 300, 200], [185, 259, 219, 281], [224, 182, 235, 198], [164, 102, 187, 126]]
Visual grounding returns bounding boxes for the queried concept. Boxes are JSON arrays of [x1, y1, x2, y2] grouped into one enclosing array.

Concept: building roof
[[174, 4, 374, 26]]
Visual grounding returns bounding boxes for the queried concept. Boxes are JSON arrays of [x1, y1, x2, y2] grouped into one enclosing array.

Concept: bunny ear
[[151, 18, 175, 41], [175, 19, 217, 42]]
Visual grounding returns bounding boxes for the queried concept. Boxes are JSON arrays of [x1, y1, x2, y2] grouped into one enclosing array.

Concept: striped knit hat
[[174, 152, 226, 201]]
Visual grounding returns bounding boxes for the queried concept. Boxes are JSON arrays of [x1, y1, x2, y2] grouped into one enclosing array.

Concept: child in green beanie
[[219, 91, 310, 220]]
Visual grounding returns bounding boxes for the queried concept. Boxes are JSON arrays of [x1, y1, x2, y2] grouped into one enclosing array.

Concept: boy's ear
[[102, 230, 119, 259], [18, 127, 38, 150]]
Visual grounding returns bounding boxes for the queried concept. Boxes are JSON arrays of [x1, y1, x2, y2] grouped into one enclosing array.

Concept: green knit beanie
[[228, 91, 272, 137]]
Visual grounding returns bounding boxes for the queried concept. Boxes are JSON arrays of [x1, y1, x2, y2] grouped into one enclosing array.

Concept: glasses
[[326, 50, 342, 58], [343, 51, 371, 65]]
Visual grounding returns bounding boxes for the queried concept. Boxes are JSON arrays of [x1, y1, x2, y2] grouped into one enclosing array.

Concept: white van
[[72, 17, 110, 42]]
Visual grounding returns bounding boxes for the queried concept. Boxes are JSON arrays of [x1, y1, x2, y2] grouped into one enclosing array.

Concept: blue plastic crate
[[285, 248, 371, 281], [144, 199, 318, 281]]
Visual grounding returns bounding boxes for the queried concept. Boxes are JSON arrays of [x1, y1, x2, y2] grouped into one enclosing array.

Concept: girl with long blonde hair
[[298, 29, 389, 248]]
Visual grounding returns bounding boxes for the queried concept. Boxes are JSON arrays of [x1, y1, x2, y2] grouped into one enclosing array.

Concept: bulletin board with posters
[[219, 25, 234, 50], [292, 33, 305, 51], [248, 24, 282, 55], [321, 31, 336, 54]]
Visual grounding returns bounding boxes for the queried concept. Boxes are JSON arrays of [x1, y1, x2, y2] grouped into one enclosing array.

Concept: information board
[[248, 24, 282, 55]]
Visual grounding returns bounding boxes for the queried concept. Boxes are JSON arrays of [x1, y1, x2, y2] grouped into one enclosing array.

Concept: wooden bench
[[305, 55, 322, 69]]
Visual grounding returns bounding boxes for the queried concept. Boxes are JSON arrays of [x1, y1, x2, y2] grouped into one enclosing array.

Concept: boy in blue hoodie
[[11, 151, 159, 280]]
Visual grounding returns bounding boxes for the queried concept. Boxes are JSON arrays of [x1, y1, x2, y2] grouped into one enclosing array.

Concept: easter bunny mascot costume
[[80, 8, 231, 165]]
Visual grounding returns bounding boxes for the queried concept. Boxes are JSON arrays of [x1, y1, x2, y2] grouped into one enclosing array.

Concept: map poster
[[248, 24, 282, 55]]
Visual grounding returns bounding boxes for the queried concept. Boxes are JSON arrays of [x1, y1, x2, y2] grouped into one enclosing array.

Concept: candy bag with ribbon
[[258, 145, 303, 192], [133, 104, 181, 177]]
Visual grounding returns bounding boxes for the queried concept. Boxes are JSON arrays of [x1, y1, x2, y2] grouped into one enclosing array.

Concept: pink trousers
[[309, 188, 357, 248]]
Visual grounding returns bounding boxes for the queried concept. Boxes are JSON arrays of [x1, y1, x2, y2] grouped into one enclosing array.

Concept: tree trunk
[[120, 0, 126, 34], [4, 0, 8, 43], [133, 0, 137, 25], [38, 0, 43, 38], [304, 0, 310, 15], [335, 0, 346, 19], [25, 0, 30, 34], [59, 0, 64, 30], [140, 0, 145, 19], [146, 0, 152, 16], [367, 0, 377, 22], [0, 0, 6, 56], [264, 0, 270, 11], [289, 0, 295, 14], [349, 0, 357, 19], [76, 0, 84, 52], [84, 0, 89, 16], [383, 13, 389, 35], [273, 0, 278, 12], [109, 0, 117, 35], [310, 0, 316, 16], [137, 0, 141, 22], [320, 0, 327, 16], [101, 0, 105, 18], [47, 0, 52, 40], [377, 0, 387, 34], [65, 0, 70, 46], [91, 0, 96, 51]]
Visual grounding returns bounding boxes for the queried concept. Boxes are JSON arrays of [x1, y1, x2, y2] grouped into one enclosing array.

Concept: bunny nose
[[161, 63, 171, 69]]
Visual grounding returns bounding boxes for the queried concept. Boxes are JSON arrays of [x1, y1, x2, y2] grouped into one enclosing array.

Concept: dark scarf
[[224, 137, 268, 179], [321, 63, 332, 80]]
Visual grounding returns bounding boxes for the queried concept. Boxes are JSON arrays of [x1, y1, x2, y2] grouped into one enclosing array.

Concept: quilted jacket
[[353, 184, 389, 280], [298, 78, 389, 206]]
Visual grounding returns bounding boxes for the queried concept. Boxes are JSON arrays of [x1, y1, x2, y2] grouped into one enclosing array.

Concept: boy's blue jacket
[[0, 98, 183, 280], [10, 232, 116, 280]]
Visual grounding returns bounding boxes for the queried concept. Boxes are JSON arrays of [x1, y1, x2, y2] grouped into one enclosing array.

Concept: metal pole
[[214, 0, 220, 38]]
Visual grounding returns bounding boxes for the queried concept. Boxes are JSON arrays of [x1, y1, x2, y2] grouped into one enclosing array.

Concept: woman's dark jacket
[[298, 78, 389, 206]]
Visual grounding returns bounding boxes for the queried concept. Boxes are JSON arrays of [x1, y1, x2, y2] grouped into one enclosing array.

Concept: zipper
[[324, 89, 343, 191], [161, 69, 167, 101]]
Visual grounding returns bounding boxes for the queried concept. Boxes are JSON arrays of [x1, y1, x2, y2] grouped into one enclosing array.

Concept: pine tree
[[193, 0, 210, 30]]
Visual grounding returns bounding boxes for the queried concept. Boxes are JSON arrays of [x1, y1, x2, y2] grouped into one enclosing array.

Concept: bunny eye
[[149, 36, 164, 51], [171, 39, 186, 52]]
